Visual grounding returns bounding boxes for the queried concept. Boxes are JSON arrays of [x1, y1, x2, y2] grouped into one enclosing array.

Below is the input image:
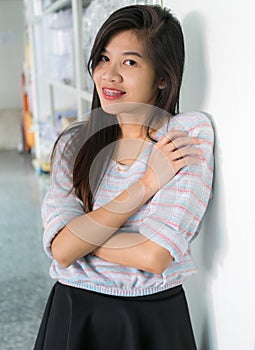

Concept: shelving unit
[[24, 0, 163, 173]]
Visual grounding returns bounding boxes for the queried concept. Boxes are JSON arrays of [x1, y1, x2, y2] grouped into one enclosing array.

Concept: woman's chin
[[100, 101, 154, 119], [100, 102, 122, 115]]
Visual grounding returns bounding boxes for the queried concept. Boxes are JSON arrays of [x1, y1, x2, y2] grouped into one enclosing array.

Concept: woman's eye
[[124, 59, 136, 66], [100, 55, 109, 62]]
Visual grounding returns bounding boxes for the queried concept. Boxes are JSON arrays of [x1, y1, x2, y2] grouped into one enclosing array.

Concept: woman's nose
[[102, 67, 122, 83]]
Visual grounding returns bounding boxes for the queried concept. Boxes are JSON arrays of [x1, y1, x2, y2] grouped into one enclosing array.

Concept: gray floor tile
[[0, 151, 54, 350]]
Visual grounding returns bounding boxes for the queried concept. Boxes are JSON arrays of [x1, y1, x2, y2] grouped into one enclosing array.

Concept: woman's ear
[[158, 78, 167, 90]]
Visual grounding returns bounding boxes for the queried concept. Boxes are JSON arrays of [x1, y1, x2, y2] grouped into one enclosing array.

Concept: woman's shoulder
[[59, 121, 87, 143], [54, 121, 88, 152], [168, 111, 214, 140], [154, 111, 213, 139], [51, 121, 89, 167], [171, 111, 213, 129]]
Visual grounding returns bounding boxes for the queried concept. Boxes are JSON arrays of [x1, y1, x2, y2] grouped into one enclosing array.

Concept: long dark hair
[[51, 5, 185, 212]]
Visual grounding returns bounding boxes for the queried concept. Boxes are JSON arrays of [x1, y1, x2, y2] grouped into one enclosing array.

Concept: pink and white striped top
[[42, 111, 214, 297]]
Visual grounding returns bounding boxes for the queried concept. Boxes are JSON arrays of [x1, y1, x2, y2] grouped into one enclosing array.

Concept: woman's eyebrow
[[102, 48, 143, 58], [122, 51, 143, 58]]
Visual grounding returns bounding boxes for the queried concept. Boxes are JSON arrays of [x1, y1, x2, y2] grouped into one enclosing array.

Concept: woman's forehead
[[103, 30, 146, 56]]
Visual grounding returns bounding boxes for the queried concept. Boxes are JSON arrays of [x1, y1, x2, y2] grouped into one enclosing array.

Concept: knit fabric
[[42, 112, 214, 297]]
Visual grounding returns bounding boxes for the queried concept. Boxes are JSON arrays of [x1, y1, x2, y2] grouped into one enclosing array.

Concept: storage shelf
[[79, 90, 93, 102], [24, 0, 162, 163], [38, 75, 76, 93], [37, 75, 92, 102], [30, 0, 71, 25], [43, 0, 71, 14]]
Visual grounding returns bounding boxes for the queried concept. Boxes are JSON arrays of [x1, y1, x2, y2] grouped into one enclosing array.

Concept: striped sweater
[[42, 112, 214, 297]]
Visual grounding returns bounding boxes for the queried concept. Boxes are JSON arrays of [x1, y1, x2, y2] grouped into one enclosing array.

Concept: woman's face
[[93, 30, 162, 116]]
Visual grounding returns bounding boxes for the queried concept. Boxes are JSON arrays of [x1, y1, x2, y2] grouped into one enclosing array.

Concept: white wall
[[0, 0, 24, 109], [163, 0, 255, 349], [0, 0, 24, 149]]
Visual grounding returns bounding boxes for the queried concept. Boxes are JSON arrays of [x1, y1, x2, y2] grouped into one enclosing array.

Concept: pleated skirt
[[34, 282, 197, 350]]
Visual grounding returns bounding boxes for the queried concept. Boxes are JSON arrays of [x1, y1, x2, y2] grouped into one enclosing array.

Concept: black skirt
[[34, 282, 197, 350]]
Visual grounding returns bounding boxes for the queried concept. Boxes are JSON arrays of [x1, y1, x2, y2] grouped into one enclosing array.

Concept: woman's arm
[[50, 130, 200, 268], [94, 115, 214, 273], [93, 232, 173, 275], [52, 179, 156, 268]]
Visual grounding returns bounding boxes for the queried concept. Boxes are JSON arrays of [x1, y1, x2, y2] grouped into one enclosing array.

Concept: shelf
[[31, 0, 71, 25], [25, 0, 162, 163], [43, 0, 71, 14], [42, 0, 92, 13], [38, 75, 76, 92], [31, 0, 92, 25], [37, 75, 93, 102], [79, 90, 93, 102]]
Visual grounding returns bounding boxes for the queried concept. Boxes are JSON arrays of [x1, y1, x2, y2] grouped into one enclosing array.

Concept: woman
[[34, 4, 214, 350]]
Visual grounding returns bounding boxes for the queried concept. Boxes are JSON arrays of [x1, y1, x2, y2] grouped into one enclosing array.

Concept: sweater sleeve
[[139, 113, 214, 262], [41, 133, 85, 259]]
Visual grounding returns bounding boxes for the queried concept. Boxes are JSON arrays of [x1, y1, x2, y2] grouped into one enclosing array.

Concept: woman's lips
[[102, 87, 126, 100]]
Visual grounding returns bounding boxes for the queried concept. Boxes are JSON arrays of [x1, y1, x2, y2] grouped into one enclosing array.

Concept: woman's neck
[[117, 110, 149, 140], [118, 124, 147, 140]]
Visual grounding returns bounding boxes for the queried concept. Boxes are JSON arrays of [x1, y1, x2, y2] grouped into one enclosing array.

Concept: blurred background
[[0, 0, 254, 349]]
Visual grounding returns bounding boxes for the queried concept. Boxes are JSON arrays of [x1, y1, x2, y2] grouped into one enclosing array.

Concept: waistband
[[120, 285, 183, 301], [57, 281, 183, 302]]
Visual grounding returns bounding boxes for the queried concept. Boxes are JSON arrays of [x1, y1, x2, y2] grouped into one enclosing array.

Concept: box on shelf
[[23, 111, 35, 151], [55, 110, 78, 131]]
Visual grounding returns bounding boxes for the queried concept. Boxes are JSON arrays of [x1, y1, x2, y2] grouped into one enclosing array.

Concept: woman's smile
[[102, 87, 126, 100]]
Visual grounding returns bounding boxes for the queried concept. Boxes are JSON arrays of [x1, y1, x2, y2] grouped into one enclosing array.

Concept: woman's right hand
[[142, 130, 202, 192]]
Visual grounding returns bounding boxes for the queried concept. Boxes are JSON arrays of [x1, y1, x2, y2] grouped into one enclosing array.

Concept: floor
[[0, 150, 54, 350]]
